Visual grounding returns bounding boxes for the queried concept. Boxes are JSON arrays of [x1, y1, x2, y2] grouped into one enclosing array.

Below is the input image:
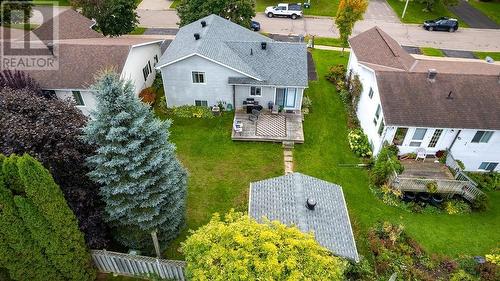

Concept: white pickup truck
[[265, 3, 303, 20]]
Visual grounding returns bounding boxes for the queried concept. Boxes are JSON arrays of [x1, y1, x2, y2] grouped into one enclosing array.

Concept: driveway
[[363, 0, 400, 23], [448, 0, 499, 29], [138, 0, 172, 10]]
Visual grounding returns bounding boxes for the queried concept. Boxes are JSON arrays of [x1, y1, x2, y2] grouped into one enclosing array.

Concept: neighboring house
[[2, 10, 163, 116], [249, 173, 359, 262], [347, 27, 500, 172], [156, 14, 308, 111]]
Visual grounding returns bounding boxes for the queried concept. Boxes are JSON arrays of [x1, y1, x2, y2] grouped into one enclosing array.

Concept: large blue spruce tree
[[84, 72, 187, 250]]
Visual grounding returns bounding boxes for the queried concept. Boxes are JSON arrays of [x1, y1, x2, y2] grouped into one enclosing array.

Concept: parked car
[[250, 21, 260, 31], [423, 17, 459, 32], [265, 3, 303, 20]]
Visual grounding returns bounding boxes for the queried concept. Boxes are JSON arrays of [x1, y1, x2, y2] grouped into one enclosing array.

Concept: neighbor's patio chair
[[415, 148, 427, 162]]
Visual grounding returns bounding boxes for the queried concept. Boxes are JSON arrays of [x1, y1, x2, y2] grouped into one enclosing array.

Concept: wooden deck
[[231, 112, 304, 143], [400, 159, 454, 180]]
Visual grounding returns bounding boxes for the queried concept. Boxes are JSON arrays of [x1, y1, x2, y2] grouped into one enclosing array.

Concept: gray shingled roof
[[157, 14, 308, 87], [249, 173, 359, 261]]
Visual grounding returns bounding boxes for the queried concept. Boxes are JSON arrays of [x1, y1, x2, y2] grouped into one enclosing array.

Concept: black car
[[250, 21, 260, 31], [423, 17, 458, 32]]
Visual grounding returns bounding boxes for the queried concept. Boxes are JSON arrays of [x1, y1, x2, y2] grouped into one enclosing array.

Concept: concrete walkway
[[137, 0, 173, 10], [448, 0, 499, 29]]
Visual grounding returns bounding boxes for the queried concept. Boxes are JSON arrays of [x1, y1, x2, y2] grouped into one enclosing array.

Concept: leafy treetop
[[176, 0, 256, 28]]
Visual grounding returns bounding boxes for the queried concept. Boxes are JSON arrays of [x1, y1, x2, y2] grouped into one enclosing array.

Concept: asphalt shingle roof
[[249, 173, 359, 261], [157, 14, 308, 87]]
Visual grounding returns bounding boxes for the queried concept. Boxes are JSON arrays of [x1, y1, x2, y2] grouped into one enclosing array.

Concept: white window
[[142, 61, 151, 81], [195, 100, 208, 107], [72, 91, 85, 106], [250, 86, 262, 96], [373, 104, 381, 125], [409, 128, 427, 147], [378, 119, 385, 136], [478, 162, 498, 172], [368, 87, 374, 99], [192, 71, 205, 84], [472, 131, 493, 143], [428, 129, 443, 148]]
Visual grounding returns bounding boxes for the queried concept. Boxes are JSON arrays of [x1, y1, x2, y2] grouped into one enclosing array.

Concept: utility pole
[[402, 0, 410, 19]]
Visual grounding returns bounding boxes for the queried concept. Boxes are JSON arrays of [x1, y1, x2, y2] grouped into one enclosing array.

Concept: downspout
[[449, 129, 461, 152], [232, 85, 236, 110]]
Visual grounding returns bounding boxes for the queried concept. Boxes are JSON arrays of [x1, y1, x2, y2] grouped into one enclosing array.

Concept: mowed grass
[[160, 114, 283, 259], [294, 49, 500, 257], [33, 0, 71, 6], [468, 0, 500, 25], [385, 0, 464, 25], [256, 0, 339, 17], [474, 51, 500, 61], [129, 26, 147, 35], [420, 47, 445, 57], [312, 36, 344, 47]]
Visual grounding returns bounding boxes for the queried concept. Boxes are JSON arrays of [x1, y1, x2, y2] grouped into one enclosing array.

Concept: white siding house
[[157, 14, 308, 111], [347, 27, 500, 172]]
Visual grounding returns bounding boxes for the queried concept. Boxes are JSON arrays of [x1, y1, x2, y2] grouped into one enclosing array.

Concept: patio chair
[[249, 109, 260, 123], [233, 120, 243, 136], [415, 148, 427, 162], [271, 105, 279, 115]]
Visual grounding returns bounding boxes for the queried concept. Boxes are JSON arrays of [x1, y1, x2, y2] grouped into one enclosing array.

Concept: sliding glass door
[[275, 88, 297, 109]]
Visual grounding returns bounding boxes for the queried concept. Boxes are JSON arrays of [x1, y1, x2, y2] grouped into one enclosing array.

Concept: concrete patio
[[231, 112, 304, 143]]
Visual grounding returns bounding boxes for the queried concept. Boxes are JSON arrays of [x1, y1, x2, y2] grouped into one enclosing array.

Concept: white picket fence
[[91, 250, 186, 280]]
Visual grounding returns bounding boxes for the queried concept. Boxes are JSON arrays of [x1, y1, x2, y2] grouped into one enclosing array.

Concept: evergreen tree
[[84, 72, 188, 250], [0, 154, 95, 281]]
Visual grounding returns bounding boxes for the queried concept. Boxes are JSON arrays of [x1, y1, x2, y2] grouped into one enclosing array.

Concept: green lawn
[[32, 0, 71, 6], [311, 36, 343, 47], [170, 0, 180, 9], [474, 51, 500, 61], [385, 0, 464, 25], [256, 0, 339, 17], [469, 0, 500, 25], [129, 26, 147, 35], [3, 23, 39, 30], [420, 47, 445, 57], [294, 49, 500, 258], [160, 114, 283, 259]]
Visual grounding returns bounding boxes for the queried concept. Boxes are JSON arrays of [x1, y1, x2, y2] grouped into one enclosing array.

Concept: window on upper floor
[[373, 104, 381, 125], [142, 61, 151, 81], [72, 91, 85, 106], [192, 71, 205, 84], [471, 131, 493, 143], [378, 119, 385, 136], [478, 162, 498, 172], [368, 87, 374, 99]]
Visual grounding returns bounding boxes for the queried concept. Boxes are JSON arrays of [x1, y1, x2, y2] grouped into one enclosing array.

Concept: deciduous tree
[[182, 211, 348, 280], [335, 0, 368, 52], [0, 154, 96, 281], [84, 71, 188, 250], [176, 0, 255, 28], [0, 0, 32, 24], [0, 86, 109, 248]]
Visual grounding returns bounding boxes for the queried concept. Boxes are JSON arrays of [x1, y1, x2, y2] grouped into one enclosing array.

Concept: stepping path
[[283, 141, 294, 174]]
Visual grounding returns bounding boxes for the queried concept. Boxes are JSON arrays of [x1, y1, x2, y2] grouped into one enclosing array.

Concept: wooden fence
[[91, 250, 186, 280]]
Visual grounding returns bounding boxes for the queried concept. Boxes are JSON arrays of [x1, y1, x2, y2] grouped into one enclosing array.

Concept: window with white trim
[[142, 61, 151, 81], [378, 119, 385, 136], [195, 100, 208, 107], [478, 162, 498, 172], [72, 91, 85, 106], [250, 86, 262, 96], [428, 129, 443, 148], [368, 87, 374, 99], [409, 128, 427, 147], [471, 131, 493, 143], [373, 104, 381, 125], [192, 71, 205, 84]]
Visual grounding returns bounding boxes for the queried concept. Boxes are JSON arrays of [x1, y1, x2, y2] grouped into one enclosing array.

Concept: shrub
[[426, 181, 438, 193], [302, 95, 312, 110], [443, 200, 471, 215], [0, 70, 43, 97], [325, 64, 346, 84], [139, 87, 156, 105], [348, 74, 362, 108], [151, 72, 163, 93], [472, 193, 488, 211], [182, 210, 348, 280], [466, 172, 499, 191], [438, 150, 448, 164], [347, 128, 372, 158], [456, 159, 465, 170], [370, 144, 403, 186], [449, 270, 477, 281], [169, 105, 214, 118]]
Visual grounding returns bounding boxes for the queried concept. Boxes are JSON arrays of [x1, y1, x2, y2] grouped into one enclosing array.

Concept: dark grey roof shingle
[[249, 173, 359, 261], [158, 14, 308, 87]]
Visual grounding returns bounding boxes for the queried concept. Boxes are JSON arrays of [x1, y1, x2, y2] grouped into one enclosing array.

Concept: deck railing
[[389, 152, 485, 202], [91, 250, 186, 280]]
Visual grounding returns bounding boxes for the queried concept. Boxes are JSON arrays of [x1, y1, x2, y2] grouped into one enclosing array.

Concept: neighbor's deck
[[400, 159, 454, 180], [231, 112, 304, 143]]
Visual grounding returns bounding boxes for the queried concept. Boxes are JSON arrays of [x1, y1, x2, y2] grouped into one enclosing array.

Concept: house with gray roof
[[249, 173, 359, 261], [156, 14, 308, 111], [348, 27, 500, 172]]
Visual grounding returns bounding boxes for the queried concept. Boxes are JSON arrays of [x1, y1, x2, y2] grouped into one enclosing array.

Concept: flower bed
[[347, 128, 372, 158]]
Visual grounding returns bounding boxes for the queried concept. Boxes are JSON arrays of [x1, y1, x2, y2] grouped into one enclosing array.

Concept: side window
[[472, 131, 493, 143], [142, 61, 151, 81], [377, 119, 385, 136], [392, 127, 408, 146], [250, 86, 262, 96], [195, 100, 208, 107], [373, 104, 381, 125], [72, 91, 85, 106], [192, 72, 205, 84], [368, 87, 374, 99]]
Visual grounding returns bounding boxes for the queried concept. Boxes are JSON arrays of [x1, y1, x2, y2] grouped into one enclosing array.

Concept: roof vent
[[261, 42, 267, 50], [194, 33, 200, 40], [446, 91, 453, 100], [306, 198, 316, 210], [427, 69, 437, 82], [201, 20, 207, 28], [250, 48, 253, 56]]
